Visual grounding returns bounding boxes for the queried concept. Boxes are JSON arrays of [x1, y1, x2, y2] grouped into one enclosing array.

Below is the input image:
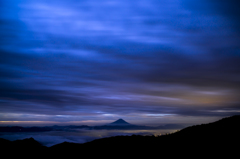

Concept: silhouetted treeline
[[1, 115, 240, 158]]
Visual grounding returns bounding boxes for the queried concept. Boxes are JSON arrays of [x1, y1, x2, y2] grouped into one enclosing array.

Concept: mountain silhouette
[[108, 119, 131, 125], [1, 137, 47, 157], [92, 118, 158, 130], [0, 119, 182, 131], [13, 137, 43, 147], [1, 115, 239, 157]]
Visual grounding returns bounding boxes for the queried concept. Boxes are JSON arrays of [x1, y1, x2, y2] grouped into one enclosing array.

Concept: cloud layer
[[1, 0, 240, 125]]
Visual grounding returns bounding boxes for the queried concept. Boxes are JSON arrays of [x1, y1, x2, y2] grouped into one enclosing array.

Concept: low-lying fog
[[0, 129, 177, 147]]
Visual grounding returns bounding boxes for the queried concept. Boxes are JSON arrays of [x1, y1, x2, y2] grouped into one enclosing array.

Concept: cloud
[[0, 0, 240, 124]]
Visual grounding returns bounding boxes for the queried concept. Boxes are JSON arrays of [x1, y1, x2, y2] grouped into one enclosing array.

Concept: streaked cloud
[[0, 0, 240, 125]]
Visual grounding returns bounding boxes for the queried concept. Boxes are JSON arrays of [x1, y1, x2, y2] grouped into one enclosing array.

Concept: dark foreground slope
[[1, 115, 240, 158]]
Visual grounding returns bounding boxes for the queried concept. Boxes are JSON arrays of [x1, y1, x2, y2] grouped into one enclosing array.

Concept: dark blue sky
[[1, 0, 240, 126]]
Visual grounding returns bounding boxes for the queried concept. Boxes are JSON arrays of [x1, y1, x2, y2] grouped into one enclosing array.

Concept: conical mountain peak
[[116, 119, 126, 122], [109, 119, 130, 125]]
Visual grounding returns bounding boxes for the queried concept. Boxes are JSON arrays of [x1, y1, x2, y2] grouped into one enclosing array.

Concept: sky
[[1, 0, 240, 126]]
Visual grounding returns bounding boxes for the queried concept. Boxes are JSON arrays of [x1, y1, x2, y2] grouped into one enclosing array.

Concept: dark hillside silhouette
[[1, 115, 240, 158]]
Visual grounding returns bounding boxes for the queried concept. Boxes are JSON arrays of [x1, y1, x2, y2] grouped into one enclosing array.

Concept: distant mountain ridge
[[0, 119, 183, 131], [1, 115, 240, 157]]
